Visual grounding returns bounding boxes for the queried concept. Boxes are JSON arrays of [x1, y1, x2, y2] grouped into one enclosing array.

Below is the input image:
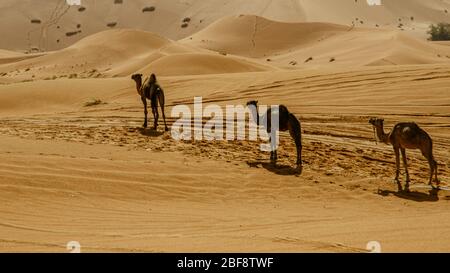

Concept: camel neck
[[135, 80, 143, 96], [376, 124, 390, 144], [135, 80, 142, 91]]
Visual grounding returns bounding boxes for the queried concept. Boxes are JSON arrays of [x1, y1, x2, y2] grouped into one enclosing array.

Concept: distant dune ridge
[[1, 14, 450, 82], [1, 0, 450, 52], [182, 15, 450, 67], [0, 0, 449, 81], [0, 28, 274, 81]]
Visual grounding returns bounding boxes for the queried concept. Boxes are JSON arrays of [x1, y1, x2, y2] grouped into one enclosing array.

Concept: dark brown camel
[[369, 118, 439, 192], [131, 73, 168, 131], [247, 100, 302, 171]]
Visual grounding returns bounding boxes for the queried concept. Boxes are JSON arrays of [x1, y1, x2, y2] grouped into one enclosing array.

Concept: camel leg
[[158, 92, 169, 132], [435, 160, 439, 185], [152, 106, 159, 130], [422, 149, 439, 186], [430, 149, 439, 185], [288, 115, 302, 169], [141, 97, 148, 128], [268, 137, 275, 163], [394, 147, 402, 192], [296, 143, 303, 171], [427, 159, 435, 187], [401, 148, 410, 192]]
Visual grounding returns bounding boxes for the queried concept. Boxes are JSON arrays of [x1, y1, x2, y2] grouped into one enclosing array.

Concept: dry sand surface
[[2, 0, 450, 52], [1, 1, 450, 253]]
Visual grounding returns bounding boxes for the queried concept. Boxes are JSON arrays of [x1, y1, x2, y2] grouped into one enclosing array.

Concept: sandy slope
[[0, 49, 25, 58], [2, 17, 450, 83], [1, 0, 450, 52], [182, 15, 450, 68], [1, 65, 449, 252], [0, 29, 273, 82], [0, 49, 45, 66]]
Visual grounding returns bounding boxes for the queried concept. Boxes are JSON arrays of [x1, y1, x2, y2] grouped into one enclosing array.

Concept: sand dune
[[2, 0, 450, 52], [182, 16, 351, 58], [0, 49, 24, 58], [138, 53, 272, 76], [0, 49, 44, 66], [3, 15, 449, 83], [183, 15, 450, 68], [0, 29, 273, 82]]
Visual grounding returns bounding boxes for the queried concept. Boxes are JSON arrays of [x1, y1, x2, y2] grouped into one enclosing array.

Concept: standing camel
[[369, 118, 439, 192], [247, 100, 303, 171], [131, 73, 168, 131]]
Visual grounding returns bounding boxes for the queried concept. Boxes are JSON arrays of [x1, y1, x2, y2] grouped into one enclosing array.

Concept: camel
[[369, 118, 439, 192], [131, 73, 168, 131], [247, 100, 303, 171]]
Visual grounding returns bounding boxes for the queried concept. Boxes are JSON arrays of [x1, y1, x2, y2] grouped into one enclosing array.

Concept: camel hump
[[396, 122, 421, 139], [279, 104, 289, 112], [278, 105, 290, 118], [402, 127, 413, 136]]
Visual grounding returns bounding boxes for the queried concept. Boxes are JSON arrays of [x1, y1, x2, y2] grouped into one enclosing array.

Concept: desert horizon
[[0, 0, 450, 254]]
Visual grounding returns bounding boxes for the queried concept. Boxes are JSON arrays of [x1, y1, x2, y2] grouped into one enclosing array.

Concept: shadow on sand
[[377, 188, 440, 202], [137, 127, 165, 137], [247, 160, 302, 176]]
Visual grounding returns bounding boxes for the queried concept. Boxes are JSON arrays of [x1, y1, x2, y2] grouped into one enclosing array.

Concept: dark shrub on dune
[[428, 23, 450, 41], [143, 6, 156, 12]]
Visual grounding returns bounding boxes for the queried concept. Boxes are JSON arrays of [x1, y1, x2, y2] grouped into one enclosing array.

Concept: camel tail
[[157, 87, 165, 108]]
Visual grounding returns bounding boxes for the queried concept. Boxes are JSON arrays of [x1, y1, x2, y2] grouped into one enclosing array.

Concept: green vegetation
[[428, 23, 450, 41]]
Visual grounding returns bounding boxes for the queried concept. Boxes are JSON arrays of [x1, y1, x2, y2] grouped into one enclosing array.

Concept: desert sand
[[2, 0, 450, 52], [0, 0, 450, 253]]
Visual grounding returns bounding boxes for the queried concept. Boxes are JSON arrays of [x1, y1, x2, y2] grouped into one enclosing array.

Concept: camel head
[[131, 73, 143, 83], [369, 117, 385, 143], [246, 100, 259, 108], [369, 117, 384, 128]]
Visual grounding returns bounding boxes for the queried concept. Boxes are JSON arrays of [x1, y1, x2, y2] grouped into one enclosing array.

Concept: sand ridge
[[0, 28, 275, 82], [1, 0, 450, 52], [182, 15, 450, 68], [3, 17, 450, 83]]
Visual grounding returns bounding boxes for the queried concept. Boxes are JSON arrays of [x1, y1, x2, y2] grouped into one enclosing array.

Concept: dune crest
[[182, 15, 350, 58], [0, 28, 274, 82], [182, 15, 450, 68], [1, 0, 450, 52]]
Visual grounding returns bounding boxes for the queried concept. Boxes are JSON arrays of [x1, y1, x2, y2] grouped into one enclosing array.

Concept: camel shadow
[[247, 160, 302, 176], [138, 127, 165, 137], [377, 188, 440, 202]]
